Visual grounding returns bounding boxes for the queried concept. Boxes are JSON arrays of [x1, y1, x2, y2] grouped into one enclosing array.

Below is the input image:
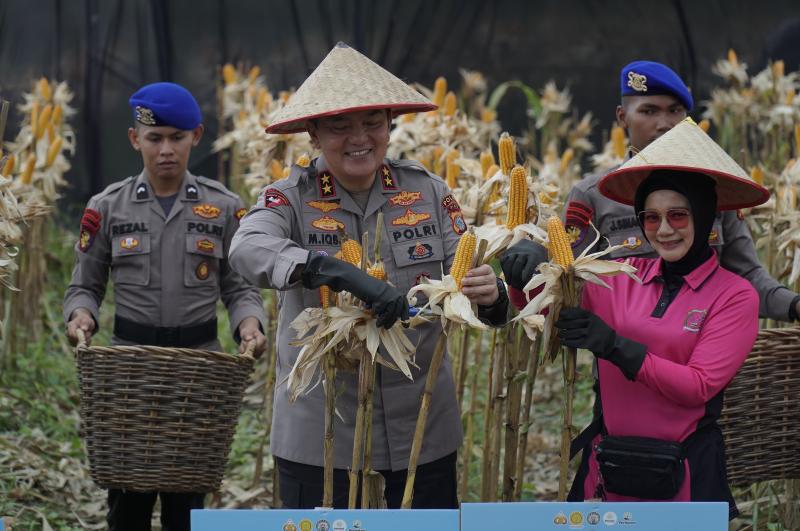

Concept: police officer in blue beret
[[64, 82, 267, 530], [505, 60, 800, 324]]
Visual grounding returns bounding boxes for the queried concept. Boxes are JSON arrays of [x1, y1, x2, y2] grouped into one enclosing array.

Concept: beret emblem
[[135, 105, 157, 125], [627, 71, 648, 92]]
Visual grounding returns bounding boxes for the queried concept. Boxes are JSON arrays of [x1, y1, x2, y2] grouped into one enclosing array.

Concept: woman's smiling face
[[642, 189, 694, 262]]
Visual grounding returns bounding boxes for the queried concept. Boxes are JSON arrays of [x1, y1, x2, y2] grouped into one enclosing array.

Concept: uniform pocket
[[111, 233, 151, 285], [389, 238, 444, 293], [184, 235, 223, 287]]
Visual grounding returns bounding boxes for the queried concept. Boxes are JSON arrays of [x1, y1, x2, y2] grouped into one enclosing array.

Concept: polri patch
[[187, 221, 224, 237], [263, 188, 291, 208], [391, 208, 431, 227], [449, 210, 467, 234], [408, 242, 434, 260], [193, 204, 221, 219], [565, 200, 593, 247], [120, 236, 140, 250], [79, 208, 102, 252], [390, 223, 438, 243]]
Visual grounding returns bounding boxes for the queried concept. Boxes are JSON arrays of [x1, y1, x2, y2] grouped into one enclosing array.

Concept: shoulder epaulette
[[93, 176, 134, 200], [196, 175, 239, 199]]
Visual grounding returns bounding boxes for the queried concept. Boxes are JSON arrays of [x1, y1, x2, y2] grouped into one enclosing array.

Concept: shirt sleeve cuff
[[63, 295, 100, 330]]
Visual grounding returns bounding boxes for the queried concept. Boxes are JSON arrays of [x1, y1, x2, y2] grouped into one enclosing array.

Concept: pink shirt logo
[[683, 309, 708, 332]]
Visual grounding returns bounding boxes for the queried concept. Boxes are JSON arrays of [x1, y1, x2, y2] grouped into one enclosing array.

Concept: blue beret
[[620, 61, 693, 111], [129, 82, 202, 130]]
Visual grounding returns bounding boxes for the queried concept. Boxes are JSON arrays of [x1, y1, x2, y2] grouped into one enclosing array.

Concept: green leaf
[[487, 81, 542, 117]]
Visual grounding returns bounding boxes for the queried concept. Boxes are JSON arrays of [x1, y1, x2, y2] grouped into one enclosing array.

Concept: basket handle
[[243, 339, 256, 359], [76, 328, 88, 349]]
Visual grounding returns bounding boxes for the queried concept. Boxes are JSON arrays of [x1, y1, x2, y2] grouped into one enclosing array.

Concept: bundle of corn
[[212, 63, 315, 200]]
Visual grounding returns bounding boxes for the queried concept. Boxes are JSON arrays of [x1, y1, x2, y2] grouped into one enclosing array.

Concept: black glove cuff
[[610, 335, 647, 381], [477, 278, 510, 327]]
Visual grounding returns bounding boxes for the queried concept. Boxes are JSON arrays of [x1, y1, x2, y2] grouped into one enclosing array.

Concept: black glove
[[554, 307, 646, 381], [500, 239, 549, 290], [301, 252, 409, 329]]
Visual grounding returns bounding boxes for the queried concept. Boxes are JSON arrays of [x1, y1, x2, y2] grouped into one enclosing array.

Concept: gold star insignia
[[322, 183, 333, 194], [384, 176, 394, 186], [321, 174, 331, 183], [382, 167, 390, 177]]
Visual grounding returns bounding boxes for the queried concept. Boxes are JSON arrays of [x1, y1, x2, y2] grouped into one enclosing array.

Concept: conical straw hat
[[266, 42, 435, 134], [599, 118, 769, 210]]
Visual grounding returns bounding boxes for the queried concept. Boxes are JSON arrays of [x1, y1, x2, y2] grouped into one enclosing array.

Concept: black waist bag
[[595, 435, 685, 500]]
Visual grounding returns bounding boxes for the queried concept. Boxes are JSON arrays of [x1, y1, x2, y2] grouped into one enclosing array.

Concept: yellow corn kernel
[[481, 108, 497, 123], [38, 77, 52, 101], [367, 261, 387, 281], [2, 154, 15, 176], [248, 65, 261, 83], [52, 104, 63, 127], [432, 76, 447, 108], [750, 166, 764, 186], [449, 228, 477, 290], [296, 153, 311, 167], [611, 125, 626, 159], [446, 160, 460, 189], [20, 153, 35, 185], [498, 132, 515, 175], [547, 216, 574, 268], [506, 165, 528, 229], [772, 60, 785, 79], [270, 159, 284, 180], [35, 104, 53, 140], [484, 163, 500, 180], [480, 150, 495, 178], [401, 112, 416, 123], [46, 122, 56, 142], [256, 88, 269, 113], [698, 119, 711, 133], [340, 234, 362, 267], [222, 63, 237, 85], [443, 91, 457, 117], [559, 148, 575, 174], [728, 49, 738, 66], [433, 146, 445, 176], [446, 148, 459, 164], [30, 101, 39, 135], [319, 286, 332, 309], [46, 136, 62, 167]]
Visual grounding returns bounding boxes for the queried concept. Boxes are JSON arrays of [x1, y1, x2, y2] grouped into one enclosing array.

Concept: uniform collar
[[131, 170, 201, 203], [642, 249, 719, 290], [312, 156, 397, 218]]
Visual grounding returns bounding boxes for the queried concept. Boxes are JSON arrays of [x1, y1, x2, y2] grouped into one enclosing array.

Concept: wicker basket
[[76, 340, 254, 493], [719, 327, 800, 488]]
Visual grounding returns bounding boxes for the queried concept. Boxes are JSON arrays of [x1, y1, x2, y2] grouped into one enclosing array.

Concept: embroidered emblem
[[120, 236, 140, 250], [441, 194, 461, 213], [449, 210, 467, 234], [318, 171, 336, 198], [380, 164, 397, 190], [79, 230, 92, 252], [299, 520, 313, 531], [263, 188, 291, 208], [553, 513, 567, 525], [627, 71, 648, 92], [136, 183, 149, 200], [135, 106, 156, 125], [388, 190, 422, 207], [196, 261, 210, 280], [565, 200, 593, 247], [415, 272, 432, 285], [316, 520, 330, 531], [622, 236, 642, 249], [408, 241, 434, 260], [311, 215, 345, 232], [391, 208, 431, 227], [196, 239, 215, 253], [283, 520, 297, 531], [235, 207, 247, 220], [306, 200, 340, 213], [708, 230, 719, 243], [192, 204, 221, 219], [683, 309, 707, 333], [185, 184, 198, 199], [78, 208, 102, 252]]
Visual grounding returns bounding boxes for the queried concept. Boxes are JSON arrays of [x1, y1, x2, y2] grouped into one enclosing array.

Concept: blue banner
[[460, 502, 728, 530], [192, 508, 459, 531]]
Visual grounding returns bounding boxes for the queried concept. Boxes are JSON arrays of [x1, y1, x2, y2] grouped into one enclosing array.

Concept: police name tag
[[460, 502, 728, 530], [192, 508, 458, 531]]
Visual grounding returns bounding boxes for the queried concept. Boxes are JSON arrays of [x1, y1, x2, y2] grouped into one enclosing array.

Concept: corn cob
[[443, 91, 457, 117], [30, 101, 39, 137], [248, 65, 261, 83], [446, 149, 459, 165], [506, 165, 528, 229], [46, 136, 62, 167], [481, 108, 497, 123], [698, 119, 711, 133], [38, 77, 52, 101], [480, 150, 495, 178], [728, 49, 738, 67], [433, 146, 445, 176], [446, 160, 460, 189], [20, 153, 35, 185], [795, 125, 800, 156], [432, 77, 447, 108], [611, 125, 626, 159], [750, 166, 764, 186], [296, 153, 311, 167], [52, 104, 63, 127], [772, 60, 785, 79], [35, 104, 53, 140], [450, 228, 477, 290], [547, 216, 574, 268], [2, 154, 15, 176], [340, 231, 362, 267], [319, 286, 332, 309], [498, 132, 515, 175], [270, 159, 284, 180], [559, 148, 575, 174], [401, 113, 416, 123], [367, 261, 387, 281], [256, 88, 269, 113], [786, 89, 795, 106], [222, 63, 237, 85]]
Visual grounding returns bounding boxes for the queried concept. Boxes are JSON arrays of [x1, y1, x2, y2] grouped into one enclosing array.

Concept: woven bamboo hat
[[599, 118, 769, 210], [265, 42, 435, 134]]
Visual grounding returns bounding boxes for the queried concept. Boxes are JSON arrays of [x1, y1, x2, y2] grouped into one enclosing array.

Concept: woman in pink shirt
[[502, 119, 769, 517]]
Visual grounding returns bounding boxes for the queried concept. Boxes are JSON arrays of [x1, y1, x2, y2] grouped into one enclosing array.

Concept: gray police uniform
[[565, 167, 797, 321], [229, 156, 471, 471], [63, 170, 265, 348]]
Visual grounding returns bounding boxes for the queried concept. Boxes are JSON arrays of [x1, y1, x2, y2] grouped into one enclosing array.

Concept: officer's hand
[[238, 317, 267, 358], [67, 308, 96, 347], [554, 307, 616, 357], [461, 264, 500, 306], [371, 284, 410, 329], [500, 239, 549, 291]]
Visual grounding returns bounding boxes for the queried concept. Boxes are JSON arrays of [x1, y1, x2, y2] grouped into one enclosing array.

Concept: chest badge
[[708, 230, 719, 243], [196, 261, 210, 280], [408, 241, 434, 260], [622, 236, 642, 249], [196, 239, 216, 253], [193, 204, 221, 219], [306, 200, 340, 213], [120, 236, 140, 250], [389, 191, 422, 207], [391, 208, 431, 227], [235, 207, 247, 220], [311, 215, 345, 232], [683, 309, 707, 333]]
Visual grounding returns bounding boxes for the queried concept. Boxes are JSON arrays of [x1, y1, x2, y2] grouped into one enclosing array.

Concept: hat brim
[[265, 102, 436, 134], [599, 164, 771, 211]]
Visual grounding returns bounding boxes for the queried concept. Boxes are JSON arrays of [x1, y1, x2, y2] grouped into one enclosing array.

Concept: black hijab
[[633, 169, 717, 277]]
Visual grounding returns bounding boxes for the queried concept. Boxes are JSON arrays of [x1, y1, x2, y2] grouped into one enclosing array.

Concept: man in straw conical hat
[[505, 117, 768, 517], [512, 60, 799, 323], [230, 42, 508, 508]]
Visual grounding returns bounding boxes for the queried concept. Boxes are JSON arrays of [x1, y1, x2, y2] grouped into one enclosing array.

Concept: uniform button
[[659, 302, 666, 307]]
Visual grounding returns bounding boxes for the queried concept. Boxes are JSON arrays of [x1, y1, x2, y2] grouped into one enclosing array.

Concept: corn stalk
[[459, 329, 484, 500], [514, 336, 542, 500]]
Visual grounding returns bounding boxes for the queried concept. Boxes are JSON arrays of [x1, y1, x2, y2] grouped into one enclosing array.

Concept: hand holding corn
[[460, 264, 499, 306]]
